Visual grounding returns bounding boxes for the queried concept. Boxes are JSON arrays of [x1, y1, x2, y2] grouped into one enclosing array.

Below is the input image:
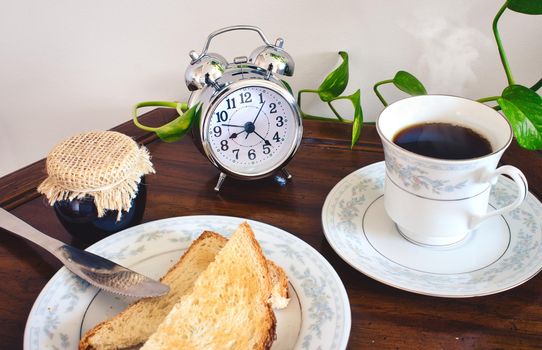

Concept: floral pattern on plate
[[25, 216, 351, 350], [322, 161, 542, 297]]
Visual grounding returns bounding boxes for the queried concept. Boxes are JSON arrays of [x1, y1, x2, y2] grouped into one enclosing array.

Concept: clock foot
[[214, 172, 227, 192], [281, 168, 293, 180]]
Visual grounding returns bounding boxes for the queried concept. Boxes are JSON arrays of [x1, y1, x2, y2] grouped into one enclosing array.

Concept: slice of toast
[[141, 222, 276, 350], [267, 260, 290, 309], [79, 230, 288, 350], [79, 231, 226, 350]]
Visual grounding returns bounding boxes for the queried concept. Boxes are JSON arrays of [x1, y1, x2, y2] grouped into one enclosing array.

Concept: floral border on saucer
[[323, 161, 542, 297]]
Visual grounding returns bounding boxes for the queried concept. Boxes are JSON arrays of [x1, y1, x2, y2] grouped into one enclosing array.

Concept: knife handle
[[0, 208, 64, 254]]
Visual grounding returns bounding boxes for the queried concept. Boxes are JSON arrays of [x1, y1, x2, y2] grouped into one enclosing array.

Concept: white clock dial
[[206, 85, 298, 176]]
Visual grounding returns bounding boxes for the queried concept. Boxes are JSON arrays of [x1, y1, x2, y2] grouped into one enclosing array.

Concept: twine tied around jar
[[38, 131, 155, 220]]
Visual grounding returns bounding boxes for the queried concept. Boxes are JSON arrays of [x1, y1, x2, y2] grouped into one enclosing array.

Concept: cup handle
[[469, 165, 528, 229]]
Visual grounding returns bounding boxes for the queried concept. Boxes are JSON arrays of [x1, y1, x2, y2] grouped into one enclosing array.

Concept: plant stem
[[493, 2, 515, 85], [327, 94, 362, 121], [328, 95, 353, 101], [178, 102, 189, 112], [373, 79, 393, 106], [478, 78, 540, 111], [298, 89, 352, 123], [531, 77, 542, 92], [133, 101, 180, 131], [327, 101, 345, 122], [477, 96, 500, 103], [302, 113, 353, 123]]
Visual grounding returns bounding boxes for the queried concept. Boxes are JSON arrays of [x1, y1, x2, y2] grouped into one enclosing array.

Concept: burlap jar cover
[[38, 131, 155, 219]]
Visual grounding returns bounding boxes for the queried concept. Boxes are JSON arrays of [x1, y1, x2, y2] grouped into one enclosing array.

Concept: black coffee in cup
[[392, 122, 492, 160]]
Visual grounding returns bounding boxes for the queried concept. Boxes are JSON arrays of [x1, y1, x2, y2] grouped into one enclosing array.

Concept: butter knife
[[0, 208, 169, 298]]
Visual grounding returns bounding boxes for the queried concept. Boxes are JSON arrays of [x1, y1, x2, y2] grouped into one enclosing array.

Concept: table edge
[[0, 108, 179, 211]]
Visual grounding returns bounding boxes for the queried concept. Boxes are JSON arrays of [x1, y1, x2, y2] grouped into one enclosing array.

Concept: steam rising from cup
[[402, 11, 492, 94]]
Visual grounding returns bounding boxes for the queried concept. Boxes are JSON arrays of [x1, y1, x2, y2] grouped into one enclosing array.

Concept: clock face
[[206, 85, 299, 176]]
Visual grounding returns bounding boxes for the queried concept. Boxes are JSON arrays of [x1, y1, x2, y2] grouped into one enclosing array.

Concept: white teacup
[[376, 95, 528, 246]]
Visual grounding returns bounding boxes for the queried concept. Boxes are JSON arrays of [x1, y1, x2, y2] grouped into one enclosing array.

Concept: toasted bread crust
[[263, 304, 277, 350], [79, 231, 227, 350], [238, 222, 277, 349], [80, 226, 285, 350], [141, 222, 276, 350], [239, 222, 274, 301], [158, 231, 227, 282], [267, 259, 290, 309]]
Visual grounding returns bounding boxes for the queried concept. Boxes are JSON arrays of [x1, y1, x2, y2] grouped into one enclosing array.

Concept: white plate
[[322, 161, 542, 297], [24, 216, 351, 349]]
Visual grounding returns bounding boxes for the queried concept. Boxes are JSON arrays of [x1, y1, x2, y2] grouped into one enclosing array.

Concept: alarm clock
[[185, 25, 303, 191]]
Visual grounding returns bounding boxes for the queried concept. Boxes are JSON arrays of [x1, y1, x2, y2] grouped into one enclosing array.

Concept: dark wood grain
[[1, 112, 542, 350]]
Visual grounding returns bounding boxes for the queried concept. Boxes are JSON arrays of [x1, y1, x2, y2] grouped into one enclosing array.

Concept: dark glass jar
[[53, 177, 147, 243]]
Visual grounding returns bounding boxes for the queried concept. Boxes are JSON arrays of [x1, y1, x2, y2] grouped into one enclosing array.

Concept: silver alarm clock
[[185, 25, 303, 191]]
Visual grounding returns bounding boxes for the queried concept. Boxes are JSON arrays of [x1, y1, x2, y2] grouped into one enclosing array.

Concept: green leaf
[[507, 0, 542, 14], [318, 51, 349, 102], [393, 71, 427, 96], [348, 89, 363, 147], [155, 104, 200, 142], [497, 84, 542, 150], [281, 79, 293, 95]]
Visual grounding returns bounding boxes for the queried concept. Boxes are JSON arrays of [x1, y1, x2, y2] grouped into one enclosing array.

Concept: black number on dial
[[226, 98, 236, 110], [263, 144, 271, 154], [215, 111, 228, 123], [276, 116, 284, 127], [259, 93, 264, 104], [213, 126, 222, 137], [248, 149, 256, 160], [232, 149, 239, 159], [240, 92, 252, 104], [220, 140, 229, 151], [269, 103, 277, 113], [273, 131, 281, 143]]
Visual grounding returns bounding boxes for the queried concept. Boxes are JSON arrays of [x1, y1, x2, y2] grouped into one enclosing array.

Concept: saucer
[[322, 161, 542, 297]]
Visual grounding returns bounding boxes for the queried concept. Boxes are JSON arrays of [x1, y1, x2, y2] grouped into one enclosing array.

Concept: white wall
[[0, 0, 540, 176]]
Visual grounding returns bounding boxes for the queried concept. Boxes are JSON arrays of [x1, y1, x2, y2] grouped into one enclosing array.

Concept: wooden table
[[1, 109, 542, 349]]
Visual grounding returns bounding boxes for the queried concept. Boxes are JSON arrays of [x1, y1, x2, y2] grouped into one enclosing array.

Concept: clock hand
[[251, 102, 265, 125], [246, 104, 266, 140], [230, 130, 246, 139], [222, 124, 244, 128], [253, 131, 273, 147]]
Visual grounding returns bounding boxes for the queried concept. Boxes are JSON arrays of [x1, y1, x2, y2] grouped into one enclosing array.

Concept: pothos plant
[[372, 0, 542, 150], [134, 0, 540, 151], [131, 52, 362, 146], [132, 51, 363, 146], [295, 51, 363, 148]]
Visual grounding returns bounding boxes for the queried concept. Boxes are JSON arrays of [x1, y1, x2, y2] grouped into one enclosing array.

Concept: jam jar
[[38, 131, 155, 244], [53, 176, 147, 243]]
